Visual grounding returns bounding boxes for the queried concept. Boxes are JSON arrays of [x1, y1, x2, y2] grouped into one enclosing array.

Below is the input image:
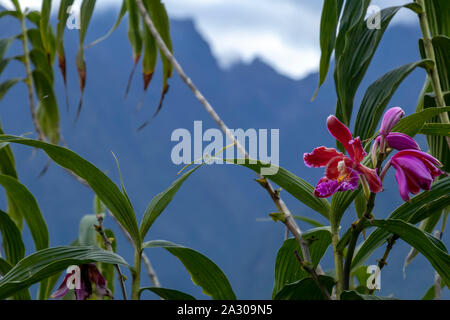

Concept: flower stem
[[331, 225, 344, 297], [131, 249, 142, 300], [416, 0, 450, 148]]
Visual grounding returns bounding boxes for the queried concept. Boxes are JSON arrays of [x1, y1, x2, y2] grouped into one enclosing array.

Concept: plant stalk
[[131, 248, 142, 300], [416, 0, 450, 148]]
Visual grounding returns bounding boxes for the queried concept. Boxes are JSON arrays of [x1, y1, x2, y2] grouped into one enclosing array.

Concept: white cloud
[[1, 0, 417, 79]]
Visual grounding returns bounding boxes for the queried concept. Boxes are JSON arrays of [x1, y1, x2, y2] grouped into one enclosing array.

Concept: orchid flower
[[51, 263, 113, 300], [380, 149, 443, 202], [304, 115, 382, 198]]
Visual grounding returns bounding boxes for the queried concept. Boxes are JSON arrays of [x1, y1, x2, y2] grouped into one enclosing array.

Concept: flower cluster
[[51, 263, 113, 300], [304, 107, 444, 201]]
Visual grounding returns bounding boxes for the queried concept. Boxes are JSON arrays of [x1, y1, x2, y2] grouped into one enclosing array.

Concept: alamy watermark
[[171, 121, 280, 175], [366, 5, 381, 30], [367, 265, 381, 290], [66, 265, 81, 290], [66, 4, 80, 30]]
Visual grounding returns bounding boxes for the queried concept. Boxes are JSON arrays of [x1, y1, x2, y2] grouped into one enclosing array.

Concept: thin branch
[[135, 0, 315, 274], [95, 214, 128, 300]]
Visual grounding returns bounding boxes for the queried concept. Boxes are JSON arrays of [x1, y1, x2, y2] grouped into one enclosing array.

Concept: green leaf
[[86, 0, 127, 48], [93, 194, 106, 214], [0, 135, 141, 249], [140, 287, 196, 300], [143, 240, 236, 300], [421, 284, 436, 300], [0, 78, 21, 101], [314, 0, 343, 98], [142, 12, 157, 91], [371, 219, 450, 285], [272, 227, 332, 298], [0, 209, 25, 265], [32, 70, 60, 144], [79, 0, 96, 44], [393, 106, 450, 137], [56, 0, 75, 95], [330, 188, 361, 227], [0, 38, 14, 60], [351, 177, 450, 269], [0, 246, 128, 299], [0, 258, 12, 276], [334, 5, 403, 126], [341, 290, 398, 300], [354, 60, 433, 140], [126, 0, 142, 62], [39, 0, 52, 58], [419, 123, 450, 135], [226, 160, 330, 219], [424, 0, 450, 37], [274, 275, 335, 300], [292, 215, 324, 228], [0, 174, 49, 251], [78, 214, 98, 246], [143, 0, 173, 117], [140, 165, 201, 239]]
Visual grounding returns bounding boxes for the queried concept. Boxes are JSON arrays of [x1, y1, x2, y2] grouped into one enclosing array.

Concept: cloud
[[1, 0, 417, 79]]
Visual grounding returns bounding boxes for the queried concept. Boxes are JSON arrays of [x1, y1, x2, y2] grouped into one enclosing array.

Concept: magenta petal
[[397, 156, 433, 190], [393, 165, 410, 201], [394, 149, 442, 167], [50, 274, 72, 299], [380, 107, 405, 136], [314, 177, 339, 198], [303, 146, 343, 168], [385, 132, 419, 150], [337, 170, 360, 192]]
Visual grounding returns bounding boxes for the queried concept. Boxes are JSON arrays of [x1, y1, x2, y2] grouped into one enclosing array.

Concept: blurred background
[[0, 0, 448, 299]]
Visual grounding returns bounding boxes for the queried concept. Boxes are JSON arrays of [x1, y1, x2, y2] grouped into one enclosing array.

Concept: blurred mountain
[[0, 11, 447, 299]]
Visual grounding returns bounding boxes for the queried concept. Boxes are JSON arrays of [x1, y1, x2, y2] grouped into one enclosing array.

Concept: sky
[[0, 0, 416, 79]]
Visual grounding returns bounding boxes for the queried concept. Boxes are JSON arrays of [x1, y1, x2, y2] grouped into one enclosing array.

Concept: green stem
[[342, 193, 375, 291], [19, 9, 44, 141], [416, 0, 450, 148], [331, 225, 344, 298], [131, 249, 142, 300]]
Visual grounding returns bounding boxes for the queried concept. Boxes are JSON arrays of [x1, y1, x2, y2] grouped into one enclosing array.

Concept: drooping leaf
[[32, 70, 60, 144], [0, 135, 141, 249], [0, 246, 128, 299], [143, 240, 236, 300], [0, 209, 25, 265], [0, 174, 49, 251], [274, 275, 335, 300], [292, 215, 324, 228], [124, 0, 142, 97], [140, 287, 196, 300], [419, 123, 450, 136], [0, 78, 21, 101], [272, 227, 332, 298], [140, 165, 201, 239]]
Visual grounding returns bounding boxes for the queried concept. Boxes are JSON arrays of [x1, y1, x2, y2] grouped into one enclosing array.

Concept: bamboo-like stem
[[331, 225, 344, 297], [135, 0, 316, 275], [107, 212, 161, 288], [95, 214, 128, 300], [416, 0, 450, 148], [294, 250, 331, 300], [18, 8, 45, 141], [131, 248, 142, 300]]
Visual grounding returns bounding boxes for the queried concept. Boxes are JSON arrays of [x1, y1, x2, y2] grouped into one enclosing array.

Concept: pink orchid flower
[[381, 149, 443, 202], [51, 263, 113, 300], [304, 115, 382, 198]]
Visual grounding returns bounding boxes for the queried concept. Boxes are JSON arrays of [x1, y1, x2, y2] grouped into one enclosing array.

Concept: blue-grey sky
[[1, 0, 416, 79]]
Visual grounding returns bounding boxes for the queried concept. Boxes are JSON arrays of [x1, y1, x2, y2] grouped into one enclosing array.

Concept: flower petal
[[385, 132, 419, 150], [395, 155, 433, 191], [393, 165, 410, 201], [325, 156, 351, 179], [314, 177, 339, 198], [349, 137, 367, 162], [337, 169, 360, 192], [327, 115, 355, 159], [393, 149, 442, 167], [303, 146, 343, 168], [356, 164, 383, 193], [50, 274, 72, 299], [380, 107, 405, 136]]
